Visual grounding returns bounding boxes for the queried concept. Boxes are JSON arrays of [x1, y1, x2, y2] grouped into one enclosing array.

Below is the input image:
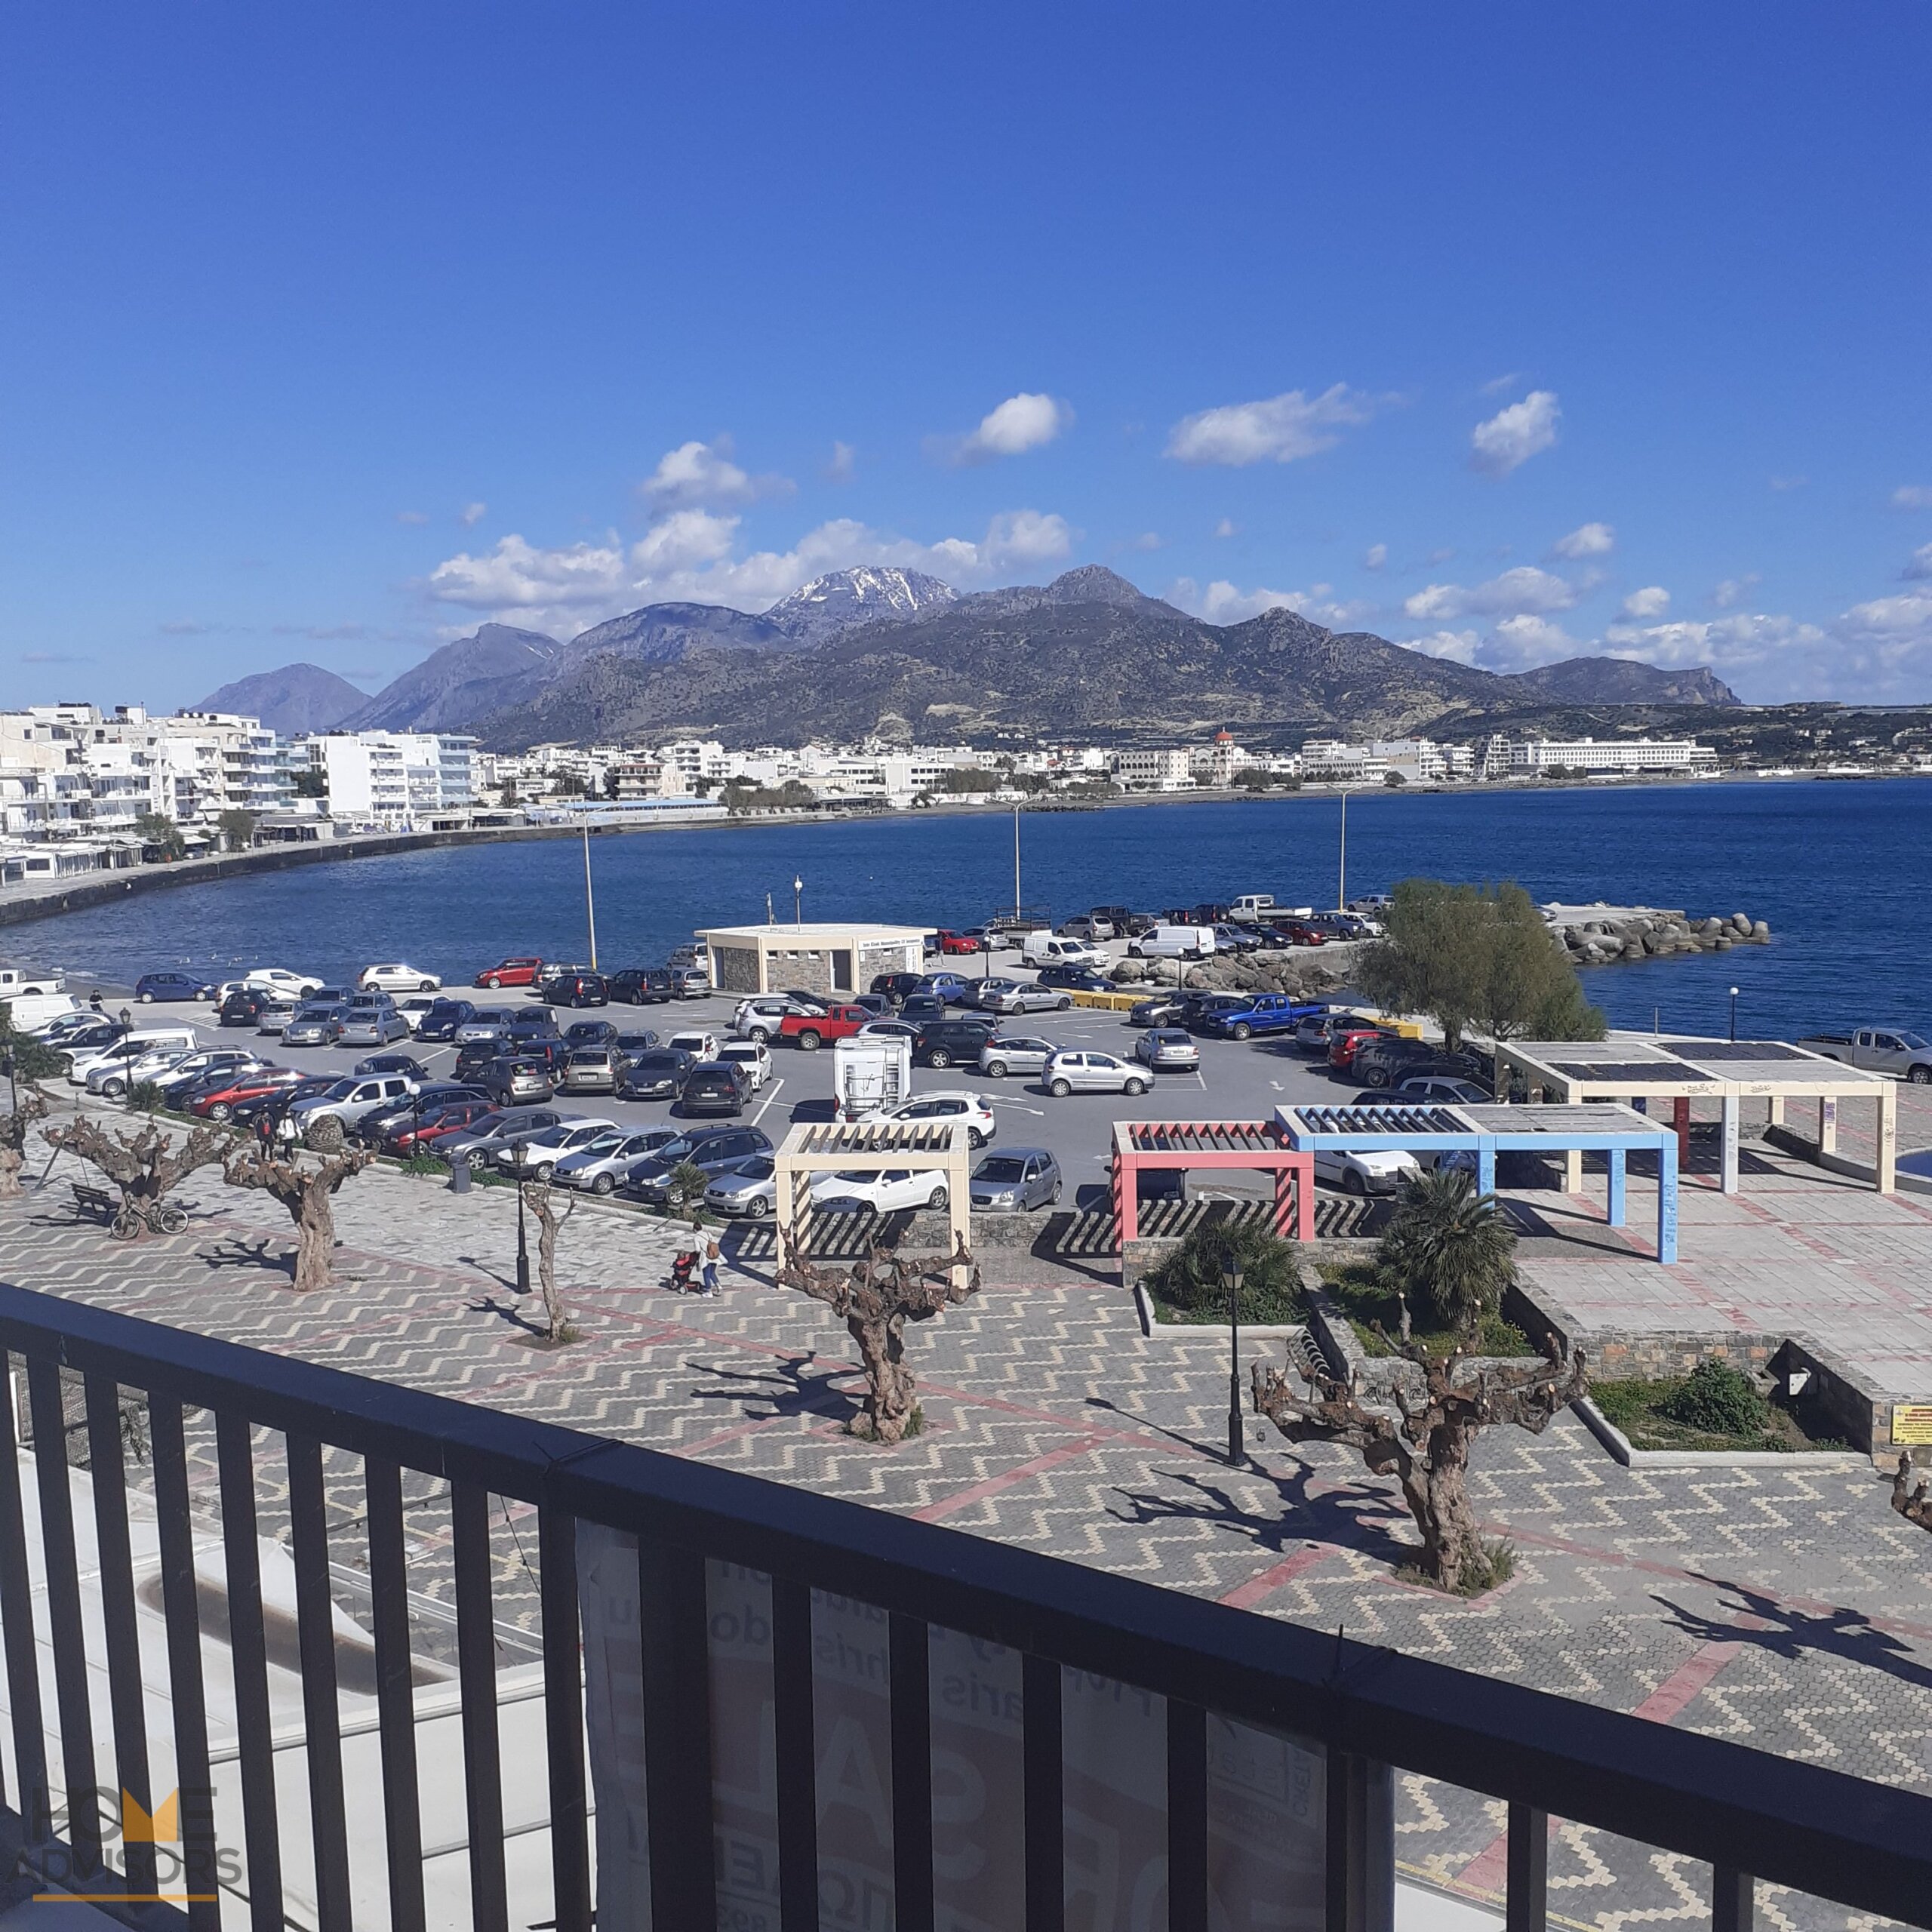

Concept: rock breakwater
[[1544, 903, 1770, 967]]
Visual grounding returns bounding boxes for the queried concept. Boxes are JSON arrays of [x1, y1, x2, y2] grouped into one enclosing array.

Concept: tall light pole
[[514, 1141, 531, 1295], [1336, 789, 1349, 912], [581, 821, 599, 971], [1013, 803, 1022, 921], [792, 875, 803, 925], [1225, 1260, 1244, 1465], [1729, 986, 1740, 1043]]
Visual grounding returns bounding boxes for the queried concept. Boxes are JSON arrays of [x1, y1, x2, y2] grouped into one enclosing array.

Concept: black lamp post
[[514, 1141, 531, 1295], [793, 875, 804, 925], [1225, 1260, 1244, 1465], [1728, 985, 1740, 1043]]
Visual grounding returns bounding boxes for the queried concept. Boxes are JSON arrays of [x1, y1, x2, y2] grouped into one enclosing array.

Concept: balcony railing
[[0, 1278, 1926, 1931]]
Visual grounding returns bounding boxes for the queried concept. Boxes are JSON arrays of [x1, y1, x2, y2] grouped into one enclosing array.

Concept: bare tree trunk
[[520, 1182, 576, 1339], [294, 1182, 337, 1293], [223, 1144, 368, 1292], [45, 1112, 226, 1232]]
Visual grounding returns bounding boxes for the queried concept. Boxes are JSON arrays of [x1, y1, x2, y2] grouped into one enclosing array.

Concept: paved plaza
[[3, 1103, 1932, 1930]]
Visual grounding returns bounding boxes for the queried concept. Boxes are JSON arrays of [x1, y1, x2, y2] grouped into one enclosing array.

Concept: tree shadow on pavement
[[1654, 1586, 1932, 1694], [467, 1291, 551, 1338], [681, 1351, 862, 1427]]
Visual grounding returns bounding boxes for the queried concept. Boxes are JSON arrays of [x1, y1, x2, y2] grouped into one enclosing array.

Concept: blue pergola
[[1275, 1100, 1680, 1263]]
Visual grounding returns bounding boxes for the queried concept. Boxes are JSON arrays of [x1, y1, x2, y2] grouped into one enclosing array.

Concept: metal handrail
[[0, 1278, 1927, 1927]]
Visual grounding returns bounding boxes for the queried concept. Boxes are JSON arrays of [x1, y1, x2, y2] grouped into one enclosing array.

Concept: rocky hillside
[[761, 567, 956, 641], [1504, 657, 1737, 706], [195, 662, 368, 735]]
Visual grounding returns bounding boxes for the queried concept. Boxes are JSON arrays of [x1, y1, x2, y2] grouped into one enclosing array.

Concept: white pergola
[[1493, 1035, 1897, 1195], [772, 1118, 973, 1269]]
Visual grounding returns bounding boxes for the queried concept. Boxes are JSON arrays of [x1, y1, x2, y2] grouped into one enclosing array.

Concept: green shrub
[[1146, 1217, 1305, 1323], [1664, 1359, 1769, 1437]]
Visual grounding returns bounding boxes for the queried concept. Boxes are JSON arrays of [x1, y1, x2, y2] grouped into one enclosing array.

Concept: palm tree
[[1377, 1168, 1517, 1338]]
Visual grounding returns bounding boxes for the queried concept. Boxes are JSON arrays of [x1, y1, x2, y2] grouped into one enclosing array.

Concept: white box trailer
[[832, 1036, 912, 1120]]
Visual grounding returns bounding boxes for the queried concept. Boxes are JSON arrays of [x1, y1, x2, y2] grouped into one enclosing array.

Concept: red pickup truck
[[779, 1004, 872, 1051]]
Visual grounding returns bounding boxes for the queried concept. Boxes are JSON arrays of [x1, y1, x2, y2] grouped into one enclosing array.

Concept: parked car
[[285, 1072, 419, 1139], [232, 1075, 337, 1131], [377, 1097, 497, 1154], [969, 1149, 1062, 1213], [975, 1035, 1058, 1080], [1128, 992, 1189, 1029], [669, 966, 711, 999], [1041, 1050, 1149, 1098], [665, 1027, 720, 1061], [869, 972, 925, 1008], [1211, 924, 1263, 955], [218, 987, 272, 1027], [878, 1091, 997, 1148], [915, 971, 974, 1003], [559, 1048, 624, 1095], [624, 1125, 774, 1204], [1135, 1029, 1201, 1072], [254, 998, 300, 1035], [554, 1127, 681, 1194], [1294, 1010, 1370, 1054], [141, 1046, 254, 1099], [617, 1049, 697, 1099], [717, 1039, 772, 1089], [134, 971, 214, 1004], [359, 962, 442, 994], [482, 1057, 557, 1106], [453, 1036, 512, 1083], [352, 1081, 491, 1146], [243, 968, 325, 1000], [1057, 915, 1114, 943], [1127, 924, 1215, 961], [777, 1008, 869, 1052], [914, 1017, 998, 1069], [1391, 1075, 1494, 1106], [928, 929, 985, 956], [974, 979, 1073, 1015], [857, 1019, 921, 1045], [393, 995, 442, 1034], [66, 1026, 198, 1086], [337, 1001, 411, 1048], [1353, 1038, 1489, 1091], [35, 1015, 124, 1049], [456, 1011, 513, 1045], [899, 993, 949, 1028], [352, 1053, 430, 1079], [542, 970, 609, 1008], [1280, 921, 1329, 948], [679, 1061, 753, 1117], [1193, 995, 1331, 1041], [609, 967, 677, 1004], [1327, 1024, 1400, 1074], [1798, 1026, 1932, 1082], [435, 1108, 566, 1164], [487, 1117, 614, 1180], [189, 1068, 306, 1121], [281, 1005, 345, 1048], [414, 998, 480, 1041], [474, 957, 544, 990], [612, 1029, 662, 1062], [1313, 1146, 1423, 1197], [562, 1019, 620, 1049], [1032, 965, 1117, 994], [703, 1155, 779, 1218], [811, 1168, 949, 1214]]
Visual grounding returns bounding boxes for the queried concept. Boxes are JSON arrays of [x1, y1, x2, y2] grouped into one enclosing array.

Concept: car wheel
[[797, 1030, 821, 1051], [139, 991, 153, 1004], [1364, 1068, 1389, 1088], [928, 1048, 951, 1068], [593, 1174, 615, 1195], [746, 1196, 771, 1217], [1123, 1078, 1148, 1097], [968, 1128, 986, 1149], [1050, 1078, 1072, 1097], [1050, 1185, 1061, 1205], [195, 989, 210, 1001], [419, 979, 435, 992], [985, 1060, 1008, 1078], [927, 1185, 948, 1209], [534, 1162, 555, 1181], [1912, 1066, 1932, 1085], [210, 1103, 231, 1122], [1056, 996, 1071, 1010], [486, 976, 502, 989], [103, 1078, 125, 1097], [749, 1026, 771, 1044], [1231, 1022, 1251, 1041], [1343, 1171, 1366, 1197]]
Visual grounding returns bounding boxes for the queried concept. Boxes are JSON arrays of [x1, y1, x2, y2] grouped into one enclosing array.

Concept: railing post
[[772, 1577, 820, 1931], [1712, 1866, 1754, 1932], [889, 1612, 934, 1932], [540, 1509, 593, 1932], [1325, 1752, 1394, 1932], [286, 1433, 352, 1932], [452, 1481, 510, 1932], [638, 1539, 715, 1930], [1023, 1653, 1064, 1932], [366, 1455, 426, 1932], [1165, 1699, 1208, 1932], [1506, 1802, 1548, 1932]]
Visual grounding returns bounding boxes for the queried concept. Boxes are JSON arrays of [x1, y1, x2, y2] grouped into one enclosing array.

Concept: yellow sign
[[1891, 1404, 1932, 1446]]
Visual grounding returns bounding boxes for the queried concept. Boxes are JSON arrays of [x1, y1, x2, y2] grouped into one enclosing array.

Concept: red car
[[386, 1100, 497, 1152], [1280, 921, 1328, 947], [190, 1068, 304, 1122], [931, 930, 984, 955], [1327, 1024, 1397, 1073], [474, 956, 544, 990]]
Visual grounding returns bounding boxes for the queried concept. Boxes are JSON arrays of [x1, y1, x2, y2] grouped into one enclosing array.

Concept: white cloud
[[1425, 546, 1455, 566], [426, 507, 1073, 638], [460, 501, 488, 528], [1903, 544, 1932, 582], [1768, 473, 1807, 492], [1165, 384, 1383, 466], [1892, 485, 1932, 510], [1479, 371, 1523, 395], [641, 436, 792, 509], [1214, 517, 1239, 539], [824, 441, 856, 483], [1621, 586, 1671, 619], [395, 509, 429, 526], [943, 392, 1072, 466], [1469, 389, 1560, 476], [1404, 567, 1578, 621], [1168, 578, 1374, 627], [1484, 615, 1588, 669], [1547, 521, 1614, 560], [1404, 629, 1481, 664], [1711, 574, 1760, 609], [1131, 531, 1164, 552], [1362, 543, 1387, 571]]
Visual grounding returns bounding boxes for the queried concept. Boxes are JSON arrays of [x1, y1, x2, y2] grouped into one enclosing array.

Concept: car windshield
[[316, 1080, 355, 1100], [583, 1133, 626, 1155], [635, 1054, 682, 1072], [731, 1157, 774, 1182], [655, 1138, 696, 1162], [1897, 1032, 1930, 1050], [976, 1158, 1027, 1182]]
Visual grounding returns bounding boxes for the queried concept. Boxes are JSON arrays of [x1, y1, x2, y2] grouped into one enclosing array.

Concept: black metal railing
[[0, 1277, 1927, 1931]]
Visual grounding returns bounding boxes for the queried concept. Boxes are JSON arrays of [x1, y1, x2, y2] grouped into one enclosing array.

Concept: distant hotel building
[[304, 730, 480, 829], [1481, 735, 1718, 780]]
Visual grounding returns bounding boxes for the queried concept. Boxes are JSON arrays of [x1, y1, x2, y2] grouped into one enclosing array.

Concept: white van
[[1128, 924, 1217, 960], [1021, 931, 1106, 969], [66, 1026, 201, 1085]]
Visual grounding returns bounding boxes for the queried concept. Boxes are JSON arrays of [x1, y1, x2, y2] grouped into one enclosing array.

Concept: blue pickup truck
[[1192, 995, 1331, 1041]]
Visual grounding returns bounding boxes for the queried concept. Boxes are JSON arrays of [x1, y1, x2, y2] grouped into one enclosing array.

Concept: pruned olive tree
[[518, 1179, 579, 1341], [0, 1087, 51, 1198], [222, 1143, 370, 1291], [45, 1114, 229, 1232], [1252, 1339, 1586, 1595], [777, 1237, 981, 1443]]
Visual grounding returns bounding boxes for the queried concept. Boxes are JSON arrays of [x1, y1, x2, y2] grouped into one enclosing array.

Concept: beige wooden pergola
[[772, 1117, 974, 1268], [1493, 1035, 1897, 1196]]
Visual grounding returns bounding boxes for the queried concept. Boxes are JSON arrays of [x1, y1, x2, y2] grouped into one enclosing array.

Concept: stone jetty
[[1541, 902, 1770, 966]]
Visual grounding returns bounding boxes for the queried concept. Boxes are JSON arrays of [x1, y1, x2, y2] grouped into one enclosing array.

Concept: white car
[[65, 1029, 200, 1086], [1042, 1051, 1149, 1099], [717, 1039, 772, 1090], [666, 1029, 720, 1061], [392, 995, 441, 1034], [811, 1167, 953, 1214], [493, 1117, 617, 1181], [359, 962, 443, 994], [553, 1127, 679, 1195], [1313, 1147, 1423, 1197], [84, 1046, 192, 1097], [245, 968, 325, 1001], [878, 1091, 998, 1149]]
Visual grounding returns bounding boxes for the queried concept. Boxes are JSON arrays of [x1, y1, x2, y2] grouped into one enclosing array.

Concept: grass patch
[[1318, 1263, 1529, 1359], [1591, 1373, 1843, 1453], [1396, 1538, 1518, 1598]]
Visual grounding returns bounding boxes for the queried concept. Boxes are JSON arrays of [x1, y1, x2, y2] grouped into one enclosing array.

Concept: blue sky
[[4, 4, 1929, 709]]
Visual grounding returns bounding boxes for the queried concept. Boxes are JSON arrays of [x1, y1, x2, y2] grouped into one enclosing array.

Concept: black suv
[[564, 1019, 620, 1048], [454, 1035, 512, 1082], [623, 1124, 773, 1203], [914, 1017, 997, 1069], [617, 1048, 696, 1099], [541, 969, 608, 1008], [1034, 964, 1116, 993], [1353, 1038, 1491, 1091], [218, 988, 271, 1027], [870, 972, 926, 1007], [608, 967, 675, 1004], [412, 998, 478, 1041], [678, 1061, 752, 1117]]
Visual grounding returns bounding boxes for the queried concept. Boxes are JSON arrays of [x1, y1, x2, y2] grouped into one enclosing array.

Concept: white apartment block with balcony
[[1481, 735, 1719, 779], [1111, 748, 1195, 792], [305, 731, 478, 828]]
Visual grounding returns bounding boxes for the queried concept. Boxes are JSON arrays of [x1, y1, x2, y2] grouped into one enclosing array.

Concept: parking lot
[[73, 958, 1374, 1211]]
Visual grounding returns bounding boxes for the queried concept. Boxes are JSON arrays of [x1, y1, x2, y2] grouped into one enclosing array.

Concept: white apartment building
[[1112, 748, 1195, 792], [1298, 739, 1389, 783], [1482, 735, 1718, 779], [305, 731, 478, 828]]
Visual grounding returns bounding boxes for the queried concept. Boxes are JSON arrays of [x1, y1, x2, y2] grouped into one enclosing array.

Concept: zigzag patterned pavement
[[4, 1141, 1930, 1931]]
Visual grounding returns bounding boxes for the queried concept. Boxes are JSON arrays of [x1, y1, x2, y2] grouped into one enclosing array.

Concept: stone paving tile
[[5, 1139, 1932, 1929]]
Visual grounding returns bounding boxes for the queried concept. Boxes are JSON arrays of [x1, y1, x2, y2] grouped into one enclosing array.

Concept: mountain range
[[198, 565, 1738, 745]]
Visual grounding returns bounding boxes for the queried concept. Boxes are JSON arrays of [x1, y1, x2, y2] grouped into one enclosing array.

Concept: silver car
[[976, 1035, 1058, 1080], [493, 1118, 616, 1181], [554, 1127, 679, 1195], [281, 1006, 344, 1047], [703, 1154, 779, 1218], [1135, 1028, 1201, 1072], [285, 1072, 418, 1137], [968, 1149, 1062, 1213], [255, 998, 300, 1035], [435, 1109, 565, 1162], [1042, 1050, 1149, 1098], [337, 1004, 409, 1047], [980, 980, 1073, 1015]]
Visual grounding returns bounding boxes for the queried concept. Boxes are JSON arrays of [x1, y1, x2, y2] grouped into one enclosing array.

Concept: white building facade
[[1482, 736, 1718, 779]]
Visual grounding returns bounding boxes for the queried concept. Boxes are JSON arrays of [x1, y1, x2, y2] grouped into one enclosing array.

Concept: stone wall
[[712, 944, 761, 994]]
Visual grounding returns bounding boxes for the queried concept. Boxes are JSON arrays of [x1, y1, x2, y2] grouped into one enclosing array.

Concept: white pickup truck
[[1798, 1027, 1932, 1084], [0, 966, 63, 998]]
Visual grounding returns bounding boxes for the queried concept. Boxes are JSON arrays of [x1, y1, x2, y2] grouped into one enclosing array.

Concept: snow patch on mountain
[[761, 567, 958, 641]]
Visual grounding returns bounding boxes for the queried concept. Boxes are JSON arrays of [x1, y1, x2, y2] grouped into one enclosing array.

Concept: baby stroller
[[666, 1249, 699, 1294]]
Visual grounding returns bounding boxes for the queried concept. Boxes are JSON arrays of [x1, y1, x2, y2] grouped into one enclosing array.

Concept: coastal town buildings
[[1481, 734, 1720, 779], [303, 729, 481, 829]]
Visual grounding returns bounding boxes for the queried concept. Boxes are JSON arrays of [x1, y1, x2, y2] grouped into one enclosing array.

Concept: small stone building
[[697, 922, 928, 998]]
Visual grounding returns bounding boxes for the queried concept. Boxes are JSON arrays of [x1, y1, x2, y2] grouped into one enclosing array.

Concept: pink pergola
[[1109, 1119, 1315, 1247]]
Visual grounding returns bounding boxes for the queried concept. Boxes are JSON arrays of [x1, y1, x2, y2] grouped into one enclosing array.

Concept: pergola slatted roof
[[1125, 1121, 1284, 1153]]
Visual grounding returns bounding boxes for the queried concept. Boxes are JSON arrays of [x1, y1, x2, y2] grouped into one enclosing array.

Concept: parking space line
[[752, 1078, 785, 1125]]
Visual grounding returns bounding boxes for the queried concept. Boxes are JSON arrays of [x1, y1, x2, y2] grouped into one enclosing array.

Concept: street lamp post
[[581, 822, 599, 971], [1225, 1261, 1244, 1465], [1729, 986, 1740, 1043], [514, 1142, 531, 1295], [793, 875, 804, 925]]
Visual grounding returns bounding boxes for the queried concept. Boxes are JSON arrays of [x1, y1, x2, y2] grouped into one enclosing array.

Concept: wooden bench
[[69, 1182, 117, 1223], [69, 1182, 186, 1238]]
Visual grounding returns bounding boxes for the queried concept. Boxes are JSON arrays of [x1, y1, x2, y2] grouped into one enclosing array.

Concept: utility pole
[[1337, 789, 1349, 912], [581, 821, 599, 971], [1013, 804, 1022, 921]]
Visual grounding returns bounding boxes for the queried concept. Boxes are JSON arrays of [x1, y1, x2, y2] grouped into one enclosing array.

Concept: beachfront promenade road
[[3, 1122, 1930, 1931]]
